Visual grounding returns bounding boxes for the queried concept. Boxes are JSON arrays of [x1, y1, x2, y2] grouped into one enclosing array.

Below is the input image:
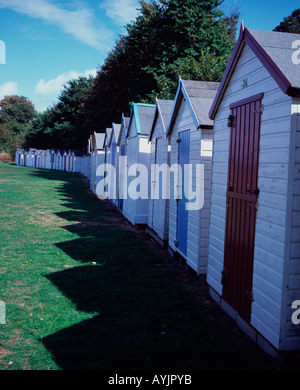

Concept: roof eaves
[[166, 78, 199, 137], [118, 114, 128, 145], [244, 28, 291, 95], [126, 105, 135, 139], [209, 23, 297, 120], [166, 77, 183, 137], [134, 103, 142, 135], [148, 97, 160, 142], [209, 23, 246, 120]]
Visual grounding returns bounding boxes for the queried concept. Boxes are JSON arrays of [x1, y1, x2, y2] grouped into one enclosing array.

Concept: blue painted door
[[177, 130, 190, 256]]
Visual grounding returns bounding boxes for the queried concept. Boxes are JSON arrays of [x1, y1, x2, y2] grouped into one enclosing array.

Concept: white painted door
[[152, 137, 162, 234]]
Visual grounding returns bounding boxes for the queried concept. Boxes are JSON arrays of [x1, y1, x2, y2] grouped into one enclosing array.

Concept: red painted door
[[222, 93, 263, 323]]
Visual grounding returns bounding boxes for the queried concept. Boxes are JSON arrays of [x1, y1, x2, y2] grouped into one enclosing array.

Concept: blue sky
[[0, 0, 299, 113]]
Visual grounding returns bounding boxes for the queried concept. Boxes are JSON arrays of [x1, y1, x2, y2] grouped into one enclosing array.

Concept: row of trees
[[0, 2, 299, 155]]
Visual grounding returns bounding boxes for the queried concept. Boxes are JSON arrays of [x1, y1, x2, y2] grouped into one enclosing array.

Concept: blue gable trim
[[127, 103, 155, 137], [166, 78, 199, 137]]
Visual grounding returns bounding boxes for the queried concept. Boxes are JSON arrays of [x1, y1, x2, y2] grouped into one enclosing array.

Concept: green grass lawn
[[0, 162, 281, 370]]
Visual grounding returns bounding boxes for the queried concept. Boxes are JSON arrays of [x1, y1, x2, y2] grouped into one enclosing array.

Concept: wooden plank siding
[[284, 99, 300, 350], [169, 97, 212, 274], [148, 114, 170, 241], [207, 43, 293, 349]]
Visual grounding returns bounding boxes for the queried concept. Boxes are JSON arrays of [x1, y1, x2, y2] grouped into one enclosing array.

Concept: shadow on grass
[[28, 168, 280, 370]]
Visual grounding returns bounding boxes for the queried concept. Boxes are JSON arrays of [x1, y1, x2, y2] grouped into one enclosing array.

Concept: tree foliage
[[82, 0, 239, 135], [0, 95, 36, 155], [24, 0, 239, 150], [26, 76, 95, 150], [274, 8, 300, 33]]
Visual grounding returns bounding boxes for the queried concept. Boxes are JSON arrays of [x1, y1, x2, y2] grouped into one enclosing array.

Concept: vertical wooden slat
[[222, 96, 262, 323]]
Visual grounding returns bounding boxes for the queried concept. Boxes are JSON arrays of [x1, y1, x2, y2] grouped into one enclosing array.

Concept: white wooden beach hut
[[87, 134, 93, 183], [17, 149, 25, 166], [72, 150, 82, 173], [92, 133, 105, 195], [116, 114, 130, 211], [89, 134, 96, 191], [147, 98, 174, 245], [36, 150, 41, 168], [26, 149, 35, 167], [40, 150, 46, 169], [55, 150, 62, 170], [166, 78, 219, 275], [45, 150, 52, 170], [33, 149, 40, 168], [79, 139, 90, 179], [108, 122, 121, 205], [66, 150, 72, 172], [206, 24, 300, 354], [122, 103, 155, 225], [62, 150, 68, 171], [50, 149, 56, 169], [24, 150, 29, 166], [104, 127, 112, 197], [15, 149, 19, 165], [23, 150, 28, 166], [82, 154, 90, 179]]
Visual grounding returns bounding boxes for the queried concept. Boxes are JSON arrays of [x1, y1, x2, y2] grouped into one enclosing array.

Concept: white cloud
[[34, 69, 97, 95], [0, 0, 114, 50], [100, 0, 140, 27], [0, 81, 18, 99]]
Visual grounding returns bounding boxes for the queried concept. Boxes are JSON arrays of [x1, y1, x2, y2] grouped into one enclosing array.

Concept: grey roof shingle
[[95, 133, 105, 150], [249, 29, 300, 90], [112, 123, 121, 144], [181, 80, 220, 127], [136, 104, 156, 136], [149, 99, 174, 141]]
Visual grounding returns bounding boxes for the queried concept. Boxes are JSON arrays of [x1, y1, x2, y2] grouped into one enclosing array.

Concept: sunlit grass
[[0, 162, 279, 370]]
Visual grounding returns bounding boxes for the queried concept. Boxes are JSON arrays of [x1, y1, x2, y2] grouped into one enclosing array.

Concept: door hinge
[[176, 139, 181, 144]]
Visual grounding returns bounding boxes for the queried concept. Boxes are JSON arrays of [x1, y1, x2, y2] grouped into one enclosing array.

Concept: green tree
[[83, 0, 239, 135], [0, 95, 36, 154], [27, 76, 96, 150], [274, 8, 300, 33]]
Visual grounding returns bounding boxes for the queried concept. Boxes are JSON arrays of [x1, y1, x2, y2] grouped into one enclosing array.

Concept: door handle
[[246, 188, 259, 197]]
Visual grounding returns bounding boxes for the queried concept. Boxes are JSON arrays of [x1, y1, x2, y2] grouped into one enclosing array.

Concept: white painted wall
[[207, 42, 295, 350], [148, 114, 170, 241], [168, 97, 212, 274], [123, 132, 150, 225]]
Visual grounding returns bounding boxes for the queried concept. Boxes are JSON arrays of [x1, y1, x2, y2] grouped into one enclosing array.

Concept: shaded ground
[[0, 162, 298, 371]]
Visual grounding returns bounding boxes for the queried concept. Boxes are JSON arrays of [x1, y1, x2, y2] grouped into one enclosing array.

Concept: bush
[[0, 152, 12, 163]]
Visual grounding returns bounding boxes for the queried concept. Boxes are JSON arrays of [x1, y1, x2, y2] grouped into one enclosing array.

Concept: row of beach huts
[[14, 25, 300, 357]]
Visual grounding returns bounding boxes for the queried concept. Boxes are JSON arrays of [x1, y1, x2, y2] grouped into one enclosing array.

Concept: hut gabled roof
[[209, 23, 300, 120], [166, 78, 219, 136]]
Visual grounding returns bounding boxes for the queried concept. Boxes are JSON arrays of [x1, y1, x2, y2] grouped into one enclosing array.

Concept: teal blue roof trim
[[134, 103, 141, 135], [127, 103, 155, 138]]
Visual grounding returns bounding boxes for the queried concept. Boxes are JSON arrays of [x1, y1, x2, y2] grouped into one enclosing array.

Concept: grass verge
[[0, 162, 281, 370]]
